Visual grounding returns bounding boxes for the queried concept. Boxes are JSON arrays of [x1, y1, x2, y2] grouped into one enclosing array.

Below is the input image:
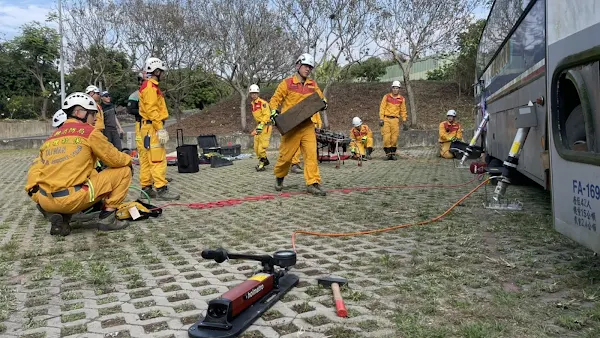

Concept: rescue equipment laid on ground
[[315, 128, 352, 168], [176, 129, 200, 173], [188, 248, 299, 338], [273, 93, 327, 135], [317, 276, 348, 317], [115, 200, 163, 221]]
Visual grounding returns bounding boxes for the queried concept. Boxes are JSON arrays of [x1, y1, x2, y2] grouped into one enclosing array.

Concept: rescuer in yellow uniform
[[270, 53, 327, 196], [349, 116, 374, 160], [439, 109, 463, 158], [86, 85, 104, 131], [35, 92, 133, 236], [138, 57, 180, 200], [249, 84, 273, 171], [379, 80, 407, 160], [289, 112, 322, 174]]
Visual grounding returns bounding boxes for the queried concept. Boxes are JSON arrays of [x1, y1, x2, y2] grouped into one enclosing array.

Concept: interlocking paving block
[[2, 147, 600, 337]]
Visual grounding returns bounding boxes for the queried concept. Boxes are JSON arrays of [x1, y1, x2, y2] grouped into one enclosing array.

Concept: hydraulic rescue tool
[[188, 248, 299, 338], [455, 111, 489, 168]]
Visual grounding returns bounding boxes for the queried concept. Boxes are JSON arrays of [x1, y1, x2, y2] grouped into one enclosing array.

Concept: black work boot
[[307, 183, 326, 196], [255, 160, 266, 172], [49, 213, 71, 236], [141, 186, 157, 199], [366, 147, 373, 160], [391, 147, 398, 160], [98, 210, 129, 232], [290, 164, 302, 174], [156, 186, 180, 200], [263, 158, 270, 166], [275, 177, 284, 191]]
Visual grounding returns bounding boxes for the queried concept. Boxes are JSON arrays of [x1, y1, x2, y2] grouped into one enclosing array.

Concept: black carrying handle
[[176, 128, 184, 147]]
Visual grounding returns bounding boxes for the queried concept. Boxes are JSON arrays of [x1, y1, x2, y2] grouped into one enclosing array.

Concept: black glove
[[28, 185, 39, 197], [322, 100, 328, 110]]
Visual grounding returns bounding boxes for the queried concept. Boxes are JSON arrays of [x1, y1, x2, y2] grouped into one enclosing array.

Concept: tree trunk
[[321, 84, 331, 129], [238, 91, 247, 131], [403, 74, 417, 126], [42, 98, 49, 119]]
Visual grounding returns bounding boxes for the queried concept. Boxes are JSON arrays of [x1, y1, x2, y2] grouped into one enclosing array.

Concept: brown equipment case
[[274, 93, 326, 135]]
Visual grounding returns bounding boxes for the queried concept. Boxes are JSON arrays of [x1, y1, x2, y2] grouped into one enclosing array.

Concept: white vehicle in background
[[473, 0, 600, 252]]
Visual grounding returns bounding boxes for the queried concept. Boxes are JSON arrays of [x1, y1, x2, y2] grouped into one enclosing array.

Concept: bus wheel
[[565, 104, 587, 151]]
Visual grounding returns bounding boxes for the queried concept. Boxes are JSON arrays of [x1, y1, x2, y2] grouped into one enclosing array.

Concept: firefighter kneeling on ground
[[249, 84, 272, 171], [349, 116, 374, 160], [438, 109, 464, 159], [35, 92, 133, 236]]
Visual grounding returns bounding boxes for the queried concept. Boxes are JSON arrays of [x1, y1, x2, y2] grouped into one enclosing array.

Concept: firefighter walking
[[138, 57, 179, 200], [270, 53, 327, 196], [289, 112, 322, 174], [379, 80, 407, 160], [249, 84, 272, 171]]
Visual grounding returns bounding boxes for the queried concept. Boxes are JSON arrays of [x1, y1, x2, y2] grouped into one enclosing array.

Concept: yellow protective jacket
[[24, 156, 43, 193], [139, 78, 169, 130], [95, 103, 105, 130], [36, 118, 132, 193], [438, 121, 463, 143], [311, 112, 322, 129], [270, 74, 326, 114], [251, 97, 271, 126], [379, 93, 407, 121], [350, 124, 373, 142]]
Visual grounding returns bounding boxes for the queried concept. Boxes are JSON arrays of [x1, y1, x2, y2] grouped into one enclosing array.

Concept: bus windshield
[[476, 0, 533, 78]]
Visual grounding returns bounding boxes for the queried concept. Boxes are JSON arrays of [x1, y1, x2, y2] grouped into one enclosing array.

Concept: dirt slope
[[167, 80, 475, 136]]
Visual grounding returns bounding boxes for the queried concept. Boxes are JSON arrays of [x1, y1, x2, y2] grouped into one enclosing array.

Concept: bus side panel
[[548, 0, 600, 253], [486, 75, 547, 187]]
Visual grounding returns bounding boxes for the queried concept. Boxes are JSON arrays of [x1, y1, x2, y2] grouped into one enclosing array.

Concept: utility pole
[[58, 0, 66, 103]]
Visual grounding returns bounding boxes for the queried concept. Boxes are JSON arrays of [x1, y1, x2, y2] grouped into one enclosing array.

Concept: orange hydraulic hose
[[291, 176, 491, 252]]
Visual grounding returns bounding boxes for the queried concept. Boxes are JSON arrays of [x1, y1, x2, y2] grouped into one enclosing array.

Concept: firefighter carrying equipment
[[349, 124, 374, 158], [291, 112, 322, 167], [36, 118, 133, 216], [251, 96, 272, 169], [439, 120, 463, 159], [379, 91, 407, 159], [116, 200, 162, 221], [270, 72, 326, 196]]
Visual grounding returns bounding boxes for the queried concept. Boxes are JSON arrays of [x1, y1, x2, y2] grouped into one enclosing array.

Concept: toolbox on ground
[[274, 93, 327, 135], [197, 134, 222, 154], [221, 144, 241, 157], [176, 129, 200, 173]]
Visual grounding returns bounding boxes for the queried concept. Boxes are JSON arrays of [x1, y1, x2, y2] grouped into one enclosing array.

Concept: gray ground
[[1, 147, 600, 338]]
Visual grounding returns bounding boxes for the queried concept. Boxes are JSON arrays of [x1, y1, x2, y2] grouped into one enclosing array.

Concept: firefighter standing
[[86, 85, 105, 131], [100, 91, 125, 150], [138, 57, 179, 200], [379, 80, 407, 160], [270, 53, 327, 196], [439, 109, 463, 158], [249, 84, 272, 171], [36, 92, 133, 236], [349, 117, 374, 160], [289, 112, 322, 174]]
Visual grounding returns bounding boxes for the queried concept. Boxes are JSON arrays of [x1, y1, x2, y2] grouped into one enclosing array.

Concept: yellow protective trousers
[[274, 121, 321, 185], [349, 138, 373, 156], [30, 192, 40, 204], [138, 122, 168, 189], [38, 166, 132, 214], [439, 142, 455, 159], [291, 148, 302, 164], [382, 116, 400, 149], [254, 125, 272, 159]]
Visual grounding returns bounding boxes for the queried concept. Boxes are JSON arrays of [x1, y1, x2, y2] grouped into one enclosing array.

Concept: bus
[[474, 0, 600, 252]]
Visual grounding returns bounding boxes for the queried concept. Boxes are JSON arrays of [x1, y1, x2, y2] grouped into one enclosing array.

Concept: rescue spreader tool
[[188, 248, 299, 338]]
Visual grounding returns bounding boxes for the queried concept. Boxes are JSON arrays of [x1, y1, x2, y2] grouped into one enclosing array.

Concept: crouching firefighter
[[249, 84, 272, 171], [36, 92, 134, 236], [438, 109, 463, 159], [349, 116, 374, 160]]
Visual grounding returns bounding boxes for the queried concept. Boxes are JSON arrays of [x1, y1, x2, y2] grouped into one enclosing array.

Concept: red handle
[[335, 299, 348, 317]]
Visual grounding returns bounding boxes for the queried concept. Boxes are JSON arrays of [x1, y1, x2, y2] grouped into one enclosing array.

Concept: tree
[[348, 56, 389, 82], [373, 0, 482, 126], [201, 0, 301, 131], [7, 22, 60, 118], [273, 0, 377, 128]]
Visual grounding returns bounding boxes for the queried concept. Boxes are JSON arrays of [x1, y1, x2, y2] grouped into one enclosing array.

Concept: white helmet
[[352, 116, 362, 127], [392, 80, 401, 88], [144, 57, 167, 74], [296, 53, 315, 68], [249, 84, 260, 93], [85, 85, 100, 94], [62, 92, 98, 112], [447, 109, 457, 117], [52, 109, 67, 127]]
